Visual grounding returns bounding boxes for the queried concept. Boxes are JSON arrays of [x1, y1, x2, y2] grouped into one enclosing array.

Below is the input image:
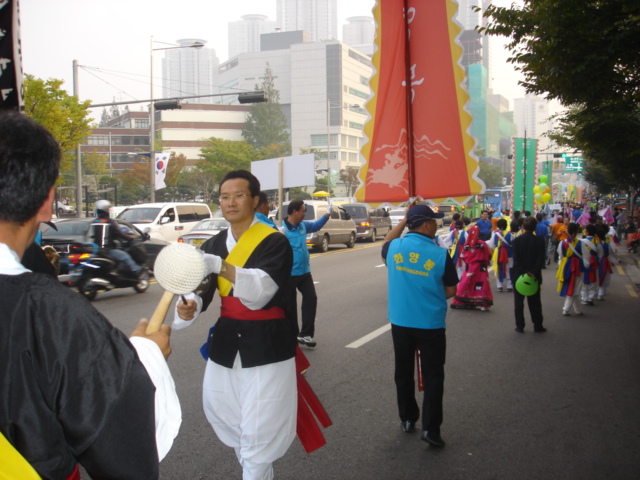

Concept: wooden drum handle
[[146, 291, 175, 334]]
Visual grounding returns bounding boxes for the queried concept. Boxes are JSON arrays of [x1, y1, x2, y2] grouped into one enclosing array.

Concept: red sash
[[220, 296, 285, 321], [295, 347, 332, 453]]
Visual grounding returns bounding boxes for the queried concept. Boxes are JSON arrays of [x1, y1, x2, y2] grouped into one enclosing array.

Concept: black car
[[41, 218, 170, 278]]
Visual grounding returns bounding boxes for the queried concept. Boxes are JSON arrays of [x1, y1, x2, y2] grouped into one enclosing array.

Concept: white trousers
[[203, 355, 297, 480], [581, 274, 599, 303], [563, 276, 583, 314]]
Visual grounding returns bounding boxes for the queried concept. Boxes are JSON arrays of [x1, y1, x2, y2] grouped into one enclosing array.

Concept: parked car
[[178, 218, 230, 246], [53, 201, 76, 217], [116, 202, 212, 243], [341, 203, 392, 242], [40, 218, 170, 280], [435, 204, 460, 226], [277, 200, 357, 252]]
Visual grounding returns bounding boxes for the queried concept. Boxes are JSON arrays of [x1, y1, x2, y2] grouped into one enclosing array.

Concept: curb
[[619, 240, 640, 292]]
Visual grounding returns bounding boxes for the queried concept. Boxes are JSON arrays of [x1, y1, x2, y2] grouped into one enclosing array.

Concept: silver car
[[177, 218, 229, 247]]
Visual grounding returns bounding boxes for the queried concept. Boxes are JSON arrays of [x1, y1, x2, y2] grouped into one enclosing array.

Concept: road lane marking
[[346, 323, 391, 349], [625, 284, 638, 298], [375, 264, 386, 268], [616, 265, 625, 275]]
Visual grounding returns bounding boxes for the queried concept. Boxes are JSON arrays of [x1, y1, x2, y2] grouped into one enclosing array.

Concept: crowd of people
[[423, 206, 624, 327]]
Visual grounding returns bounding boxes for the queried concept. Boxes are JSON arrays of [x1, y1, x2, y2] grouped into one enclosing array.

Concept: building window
[[87, 135, 109, 145], [348, 87, 369, 100], [135, 119, 149, 128]]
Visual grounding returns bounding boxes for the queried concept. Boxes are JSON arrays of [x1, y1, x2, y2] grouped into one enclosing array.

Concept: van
[[435, 204, 460, 226], [277, 200, 357, 252], [117, 202, 212, 243], [341, 203, 392, 242]]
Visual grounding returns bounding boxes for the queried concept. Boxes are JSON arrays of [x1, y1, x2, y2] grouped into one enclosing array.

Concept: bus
[[482, 187, 512, 213]]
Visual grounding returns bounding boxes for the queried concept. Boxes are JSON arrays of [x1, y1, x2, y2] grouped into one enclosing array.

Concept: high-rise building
[[228, 14, 278, 59], [161, 39, 219, 103], [342, 16, 374, 57], [215, 34, 371, 178], [514, 94, 553, 153], [277, 0, 337, 42]]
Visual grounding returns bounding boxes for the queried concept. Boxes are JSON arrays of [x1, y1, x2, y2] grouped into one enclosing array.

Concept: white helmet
[[94, 199, 111, 217]]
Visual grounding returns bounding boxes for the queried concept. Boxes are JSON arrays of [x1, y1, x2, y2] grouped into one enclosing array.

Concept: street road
[[90, 239, 640, 480]]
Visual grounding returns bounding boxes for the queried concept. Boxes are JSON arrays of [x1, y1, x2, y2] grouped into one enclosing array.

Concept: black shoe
[[401, 421, 415, 433], [515, 327, 524, 333], [534, 327, 547, 333], [421, 430, 445, 448]]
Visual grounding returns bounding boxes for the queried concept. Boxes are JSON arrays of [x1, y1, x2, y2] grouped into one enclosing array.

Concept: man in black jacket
[[0, 112, 179, 480], [511, 216, 547, 333]]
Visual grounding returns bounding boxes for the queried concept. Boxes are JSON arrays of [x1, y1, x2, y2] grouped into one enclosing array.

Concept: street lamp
[[149, 38, 204, 202]]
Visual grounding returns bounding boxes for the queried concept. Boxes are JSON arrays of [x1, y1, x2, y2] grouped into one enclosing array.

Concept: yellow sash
[[218, 222, 279, 297], [0, 432, 41, 480]]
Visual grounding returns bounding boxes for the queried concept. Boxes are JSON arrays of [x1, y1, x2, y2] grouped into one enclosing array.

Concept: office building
[[342, 16, 374, 56]]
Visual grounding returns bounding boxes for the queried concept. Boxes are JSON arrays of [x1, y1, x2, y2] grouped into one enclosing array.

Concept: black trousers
[[287, 273, 318, 338], [391, 324, 446, 434], [513, 289, 543, 330]]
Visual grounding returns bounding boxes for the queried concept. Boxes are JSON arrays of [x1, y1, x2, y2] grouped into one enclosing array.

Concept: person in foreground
[[510, 216, 547, 333], [0, 112, 180, 480], [382, 205, 458, 448], [175, 170, 296, 480]]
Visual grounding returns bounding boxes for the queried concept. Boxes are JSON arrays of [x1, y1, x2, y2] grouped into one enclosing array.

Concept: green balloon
[[515, 274, 539, 296], [539, 175, 549, 184]]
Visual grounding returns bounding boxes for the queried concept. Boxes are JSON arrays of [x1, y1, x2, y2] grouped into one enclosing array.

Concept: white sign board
[[251, 154, 315, 190]]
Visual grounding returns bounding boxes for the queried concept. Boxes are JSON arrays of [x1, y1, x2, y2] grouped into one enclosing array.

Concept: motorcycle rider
[[92, 199, 143, 277]]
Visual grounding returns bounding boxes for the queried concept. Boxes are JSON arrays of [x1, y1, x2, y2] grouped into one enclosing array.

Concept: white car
[[54, 201, 76, 217]]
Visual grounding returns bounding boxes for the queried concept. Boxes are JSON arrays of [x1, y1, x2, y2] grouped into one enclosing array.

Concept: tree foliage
[[479, 1, 640, 108], [479, 1, 640, 196], [242, 63, 291, 157], [83, 149, 109, 191], [23, 75, 93, 172]]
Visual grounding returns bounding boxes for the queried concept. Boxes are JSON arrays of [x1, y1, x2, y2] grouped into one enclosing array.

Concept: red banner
[[356, 0, 484, 205]]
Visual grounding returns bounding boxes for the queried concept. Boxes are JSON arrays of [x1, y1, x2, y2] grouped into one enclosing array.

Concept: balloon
[[533, 186, 541, 194], [542, 193, 551, 203], [515, 274, 539, 296], [544, 186, 550, 194], [539, 183, 548, 192], [539, 175, 548, 184], [534, 193, 543, 202]]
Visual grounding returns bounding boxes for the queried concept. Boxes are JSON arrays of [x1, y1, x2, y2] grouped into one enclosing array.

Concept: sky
[[20, 0, 526, 115]]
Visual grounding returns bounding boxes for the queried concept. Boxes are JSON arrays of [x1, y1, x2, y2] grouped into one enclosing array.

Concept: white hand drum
[[146, 243, 207, 334]]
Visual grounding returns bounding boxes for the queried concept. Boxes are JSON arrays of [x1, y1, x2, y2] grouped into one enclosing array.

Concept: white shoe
[[562, 310, 570, 316], [597, 296, 604, 301]]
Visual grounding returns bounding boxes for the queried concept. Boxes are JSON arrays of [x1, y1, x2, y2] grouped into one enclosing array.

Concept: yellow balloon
[[542, 193, 551, 203], [533, 186, 541, 194], [534, 193, 543, 202]]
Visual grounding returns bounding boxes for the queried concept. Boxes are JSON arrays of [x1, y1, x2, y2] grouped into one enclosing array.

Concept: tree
[[242, 63, 291, 157], [340, 168, 360, 197], [197, 138, 261, 200], [478, 1, 640, 108], [83, 149, 109, 191], [479, 1, 640, 202], [23, 75, 93, 172]]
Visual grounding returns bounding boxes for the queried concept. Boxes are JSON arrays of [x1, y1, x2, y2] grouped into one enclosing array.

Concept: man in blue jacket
[[281, 199, 330, 347]]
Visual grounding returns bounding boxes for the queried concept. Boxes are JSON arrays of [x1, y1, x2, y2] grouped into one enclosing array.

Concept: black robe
[[0, 272, 159, 480], [200, 228, 296, 368]]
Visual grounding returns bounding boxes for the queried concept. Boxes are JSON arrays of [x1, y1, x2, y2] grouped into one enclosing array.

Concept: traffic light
[[154, 100, 181, 110], [238, 91, 268, 104]]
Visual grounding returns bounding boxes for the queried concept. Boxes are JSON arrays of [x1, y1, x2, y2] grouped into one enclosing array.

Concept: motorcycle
[[68, 241, 150, 301]]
